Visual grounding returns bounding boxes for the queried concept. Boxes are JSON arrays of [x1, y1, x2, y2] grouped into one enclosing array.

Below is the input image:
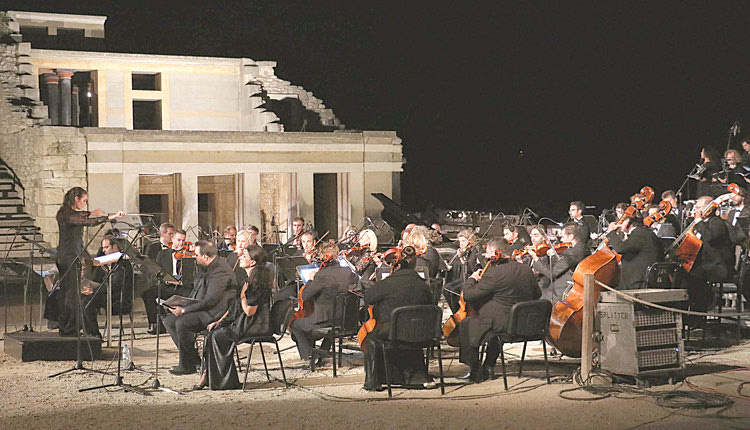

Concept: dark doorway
[[139, 194, 168, 226], [314, 173, 338, 239]]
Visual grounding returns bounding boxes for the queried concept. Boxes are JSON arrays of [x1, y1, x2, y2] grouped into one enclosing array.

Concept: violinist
[[612, 215, 663, 290], [226, 229, 252, 286], [345, 228, 379, 279], [291, 216, 306, 249], [516, 225, 554, 294], [246, 225, 261, 247], [296, 231, 317, 263], [502, 223, 531, 252], [682, 195, 735, 314], [144, 222, 174, 261], [444, 229, 482, 313], [141, 228, 194, 334], [403, 226, 445, 279], [362, 246, 435, 391], [289, 241, 358, 366], [529, 223, 590, 303], [220, 225, 237, 251], [457, 238, 540, 383], [81, 235, 133, 339]]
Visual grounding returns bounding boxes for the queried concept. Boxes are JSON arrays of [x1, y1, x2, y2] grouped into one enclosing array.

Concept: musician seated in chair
[[361, 246, 436, 391], [141, 228, 194, 334], [444, 228, 483, 313], [289, 241, 358, 368], [528, 223, 589, 303], [681, 195, 735, 316], [612, 215, 663, 290], [81, 235, 133, 339], [503, 223, 531, 252], [163, 241, 237, 375], [457, 238, 540, 383]]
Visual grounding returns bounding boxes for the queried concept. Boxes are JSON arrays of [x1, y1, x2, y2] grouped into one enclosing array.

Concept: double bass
[[547, 186, 654, 358]]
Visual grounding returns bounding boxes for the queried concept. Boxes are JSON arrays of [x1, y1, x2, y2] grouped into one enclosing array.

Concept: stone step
[[0, 205, 25, 215], [0, 213, 33, 221]]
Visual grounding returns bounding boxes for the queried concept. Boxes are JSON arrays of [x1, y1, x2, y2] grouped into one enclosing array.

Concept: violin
[[173, 241, 196, 259], [513, 241, 572, 259]]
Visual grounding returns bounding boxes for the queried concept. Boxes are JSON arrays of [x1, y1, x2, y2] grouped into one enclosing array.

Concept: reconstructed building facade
[[0, 11, 402, 251]]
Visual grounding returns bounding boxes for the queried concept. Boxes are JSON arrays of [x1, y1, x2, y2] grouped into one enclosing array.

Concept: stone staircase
[[0, 158, 49, 262]]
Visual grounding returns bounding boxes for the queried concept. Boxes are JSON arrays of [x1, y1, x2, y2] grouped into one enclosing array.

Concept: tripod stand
[[49, 222, 110, 379], [80, 250, 147, 395]]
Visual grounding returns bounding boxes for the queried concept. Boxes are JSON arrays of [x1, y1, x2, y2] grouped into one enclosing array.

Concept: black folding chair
[[480, 299, 552, 390], [311, 291, 361, 377], [373, 304, 444, 398], [236, 300, 293, 390]]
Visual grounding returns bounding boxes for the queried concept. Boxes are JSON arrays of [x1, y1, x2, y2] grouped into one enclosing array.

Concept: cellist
[[681, 195, 735, 315], [457, 238, 540, 383], [361, 246, 435, 391]]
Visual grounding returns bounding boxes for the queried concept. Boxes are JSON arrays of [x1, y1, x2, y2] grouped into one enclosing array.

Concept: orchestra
[[47, 145, 750, 393]]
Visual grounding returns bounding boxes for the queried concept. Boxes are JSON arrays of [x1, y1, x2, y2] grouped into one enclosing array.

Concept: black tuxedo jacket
[[613, 226, 663, 289], [692, 216, 734, 282], [460, 259, 541, 346], [532, 241, 590, 302], [300, 263, 358, 325], [184, 256, 236, 318]]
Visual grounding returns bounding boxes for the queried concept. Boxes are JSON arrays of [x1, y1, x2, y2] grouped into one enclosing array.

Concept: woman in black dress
[[194, 244, 271, 390], [362, 246, 435, 391], [54, 187, 124, 336]]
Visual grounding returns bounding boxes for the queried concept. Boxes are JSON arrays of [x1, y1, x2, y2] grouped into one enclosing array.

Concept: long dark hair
[[57, 187, 87, 222], [245, 244, 271, 289]]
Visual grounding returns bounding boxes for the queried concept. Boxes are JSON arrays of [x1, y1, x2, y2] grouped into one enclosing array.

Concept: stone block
[[40, 177, 73, 188], [40, 156, 68, 171], [16, 63, 33, 75], [8, 21, 20, 33], [16, 43, 31, 57], [30, 105, 48, 119], [23, 87, 39, 99], [67, 155, 86, 171], [52, 169, 85, 179], [17, 74, 35, 88]]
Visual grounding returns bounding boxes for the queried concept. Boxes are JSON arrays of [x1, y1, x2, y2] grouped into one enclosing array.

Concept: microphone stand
[[79, 249, 147, 395], [49, 221, 111, 379], [677, 163, 702, 202]]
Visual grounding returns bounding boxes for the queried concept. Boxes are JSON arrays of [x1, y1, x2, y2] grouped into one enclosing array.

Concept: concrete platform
[[3, 330, 101, 361]]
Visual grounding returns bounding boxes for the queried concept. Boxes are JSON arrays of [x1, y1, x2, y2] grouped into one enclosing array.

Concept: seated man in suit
[[144, 222, 174, 261], [141, 228, 194, 334], [503, 223, 531, 252], [81, 235, 133, 338], [163, 240, 236, 375], [528, 223, 590, 303], [457, 238, 541, 383], [612, 215, 663, 290], [289, 241, 358, 367]]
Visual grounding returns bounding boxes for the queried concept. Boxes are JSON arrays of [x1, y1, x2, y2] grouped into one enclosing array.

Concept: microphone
[[527, 208, 539, 219], [731, 120, 741, 136], [271, 216, 275, 227]]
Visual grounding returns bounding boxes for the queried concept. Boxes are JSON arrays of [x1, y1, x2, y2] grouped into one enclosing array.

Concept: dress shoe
[[147, 324, 165, 335], [169, 365, 196, 375], [192, 374, 207, 390], [457, 366, 487, 383]]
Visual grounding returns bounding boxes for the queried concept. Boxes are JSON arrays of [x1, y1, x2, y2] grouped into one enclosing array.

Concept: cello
[[643, 200, 673, 228], [441, 248, 502, 346], [667, 183, 740, 272], [547, 186, 654, 358], [357, 247, 403, 352]]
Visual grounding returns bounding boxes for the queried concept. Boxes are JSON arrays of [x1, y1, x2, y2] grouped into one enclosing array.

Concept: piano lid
[[371, 193, 431, 233]]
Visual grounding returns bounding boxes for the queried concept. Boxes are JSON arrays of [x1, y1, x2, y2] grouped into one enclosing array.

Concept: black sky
[[6, 2, 750, 220]]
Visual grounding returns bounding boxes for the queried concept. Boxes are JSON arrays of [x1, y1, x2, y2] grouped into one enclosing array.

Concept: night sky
[[7, 2, 750, 221]]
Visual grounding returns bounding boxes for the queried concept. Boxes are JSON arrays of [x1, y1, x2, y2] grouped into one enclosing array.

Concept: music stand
[[119, 241, 180, 394]]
